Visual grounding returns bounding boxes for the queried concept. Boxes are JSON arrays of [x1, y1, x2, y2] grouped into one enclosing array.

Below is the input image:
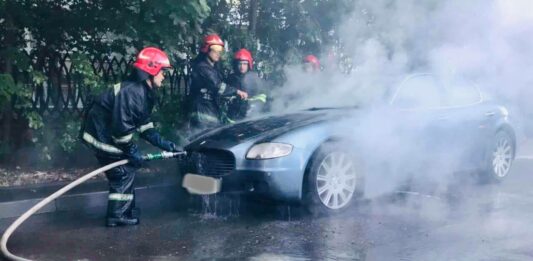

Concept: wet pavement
[[2, 159, 533, 261]]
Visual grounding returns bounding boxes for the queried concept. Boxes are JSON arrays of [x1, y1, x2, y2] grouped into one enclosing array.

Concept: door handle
[[485, 111, 496, 117]]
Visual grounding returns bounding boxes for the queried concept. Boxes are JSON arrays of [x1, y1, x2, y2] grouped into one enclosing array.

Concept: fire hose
[[1, 151, 186, 261]]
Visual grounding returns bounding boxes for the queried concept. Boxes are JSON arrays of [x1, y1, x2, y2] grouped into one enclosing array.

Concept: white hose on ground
[[0, 159, 129, 261]]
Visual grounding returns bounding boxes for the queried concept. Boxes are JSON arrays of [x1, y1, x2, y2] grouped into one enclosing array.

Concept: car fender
[[267, 123, 356, 200]]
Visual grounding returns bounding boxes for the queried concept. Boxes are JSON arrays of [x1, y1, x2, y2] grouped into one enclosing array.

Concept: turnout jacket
[[189, 58, 237, 126], [224, 71, 267, 121], [80, 74, 163, 157]]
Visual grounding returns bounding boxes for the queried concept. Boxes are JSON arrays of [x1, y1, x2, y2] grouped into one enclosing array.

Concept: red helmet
[[304, 55, 320, 71], [234, 48, 254, 70], [200, 34, 225, 53], [133, 47, 172, 76]]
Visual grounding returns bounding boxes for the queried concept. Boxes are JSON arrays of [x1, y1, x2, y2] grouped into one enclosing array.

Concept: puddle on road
[[185, 194, 303, 222], [188, 194, 242, 219]]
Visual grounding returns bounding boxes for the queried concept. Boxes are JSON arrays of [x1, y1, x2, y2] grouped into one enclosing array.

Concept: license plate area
[[182, 173, 222, 195]]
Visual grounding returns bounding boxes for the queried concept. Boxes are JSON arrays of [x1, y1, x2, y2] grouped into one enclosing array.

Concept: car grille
[[184, 149, 236, 177]]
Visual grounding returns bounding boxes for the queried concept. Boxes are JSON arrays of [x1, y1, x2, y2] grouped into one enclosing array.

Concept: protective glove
[[236, 90, 249, 100], [128, 151, 144, 168], [140, 128, 182, 152], [118, 142, 144, 168], [159, 140, 182, 152]]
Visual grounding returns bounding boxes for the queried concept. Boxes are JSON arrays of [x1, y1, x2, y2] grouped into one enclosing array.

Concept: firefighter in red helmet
[[303, 54, 321, 73], [80, 47, 181, 227], [189, 34, 248, 131], [224, 48, 267, 121]]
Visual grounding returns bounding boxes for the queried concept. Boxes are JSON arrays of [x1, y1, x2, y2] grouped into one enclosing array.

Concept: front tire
[[305, 143, 364, 215], [482, 131, 515, 183]]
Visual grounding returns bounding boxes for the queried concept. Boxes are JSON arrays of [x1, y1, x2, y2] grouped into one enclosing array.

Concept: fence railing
[[11, 53, 191, 117]]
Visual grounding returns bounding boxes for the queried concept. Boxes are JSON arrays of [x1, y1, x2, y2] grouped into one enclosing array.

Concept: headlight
[[246, 143, 293, 159]]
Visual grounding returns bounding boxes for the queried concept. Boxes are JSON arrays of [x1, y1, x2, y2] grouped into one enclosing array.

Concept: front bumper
[[181, 147, 309, 203], [218, 168, 302, 203]]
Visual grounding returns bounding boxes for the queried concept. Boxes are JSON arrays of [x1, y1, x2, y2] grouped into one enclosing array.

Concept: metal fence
[[11, 53, 191, 117]]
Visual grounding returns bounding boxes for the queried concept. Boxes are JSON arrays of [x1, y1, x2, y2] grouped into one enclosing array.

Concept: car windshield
[[307, 74, 482, 110], [299, 77, 401, 110]]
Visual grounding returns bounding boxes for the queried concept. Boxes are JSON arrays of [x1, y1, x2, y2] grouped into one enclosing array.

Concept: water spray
[[0, 151, 186, 261]]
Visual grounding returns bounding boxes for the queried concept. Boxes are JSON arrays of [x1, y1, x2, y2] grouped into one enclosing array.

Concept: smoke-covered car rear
[[181, 74, 516, 213]]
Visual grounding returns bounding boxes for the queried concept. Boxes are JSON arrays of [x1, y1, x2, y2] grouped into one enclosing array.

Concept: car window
[[392, 75, 444, 109], [444, 79, 482, 106]]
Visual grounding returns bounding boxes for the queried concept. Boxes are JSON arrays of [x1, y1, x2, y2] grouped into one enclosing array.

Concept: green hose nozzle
[[142, 151, 187, 161]]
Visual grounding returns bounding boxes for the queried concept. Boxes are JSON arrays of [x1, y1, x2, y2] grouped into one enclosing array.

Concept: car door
[[440, 78, 492, 169], [388, 74, 453, 170]]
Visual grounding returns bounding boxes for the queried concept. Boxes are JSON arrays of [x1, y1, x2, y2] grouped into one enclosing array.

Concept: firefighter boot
[[106, 216, 139, 227], [105, 193, 139, 227]]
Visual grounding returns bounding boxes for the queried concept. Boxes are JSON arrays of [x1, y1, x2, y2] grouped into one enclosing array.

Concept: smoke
[[269, 0, 533, 198], [272, 0, 533, 118]]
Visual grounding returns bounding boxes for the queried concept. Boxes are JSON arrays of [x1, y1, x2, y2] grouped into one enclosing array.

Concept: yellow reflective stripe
[[82, 132, 123, 154], [249, 93, 267, 103], [112, 133, 133, 144], [113, 83, 121, 96], [108, 193, 133, 201], [137, 122, 154, 133], [218, 83, 227, 94], [220, 112, 235, 124], [192, 112, 219, 123]]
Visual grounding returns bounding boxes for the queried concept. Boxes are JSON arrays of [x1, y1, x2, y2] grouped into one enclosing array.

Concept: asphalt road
[[2, 158, 533, 261]]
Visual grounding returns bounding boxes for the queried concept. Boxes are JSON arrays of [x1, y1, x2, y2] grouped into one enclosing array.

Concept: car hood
[[186, 109, 347, 149]]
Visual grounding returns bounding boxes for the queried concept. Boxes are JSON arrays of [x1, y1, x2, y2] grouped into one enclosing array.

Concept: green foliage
[[26, 112, 44, 130], [0, 73, 43, 162], [0, 0, 355, 166], [0, 73, 42, 128], [203, 0, 355, 84], [71, 53, 107, 95], [1, 0, 211, 58], [26, 115, 84, 166], [0, 74, 16, 109], [58, 119, 81, 153], [152, 93, 188, 145]]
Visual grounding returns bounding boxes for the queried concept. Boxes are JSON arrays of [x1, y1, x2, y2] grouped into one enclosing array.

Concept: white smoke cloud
[[268, 0, 533, 197], [273, 0, 533, 124]]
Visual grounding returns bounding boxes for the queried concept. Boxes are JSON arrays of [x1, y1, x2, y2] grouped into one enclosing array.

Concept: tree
[[0, 0, 211, 165], [201, 0, 354, 82], [0, 0, 355, 166]]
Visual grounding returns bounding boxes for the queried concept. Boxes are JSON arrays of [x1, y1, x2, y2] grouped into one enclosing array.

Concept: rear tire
[[481, 131, 515, 183], [305, 142, 364, 216]]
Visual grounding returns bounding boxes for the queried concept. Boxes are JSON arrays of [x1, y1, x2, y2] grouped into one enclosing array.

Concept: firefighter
[[224, 48, 267, 121], [303, 54, 321, 73], [80, 47, 181, 227], [189, 34, 248, 131]]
